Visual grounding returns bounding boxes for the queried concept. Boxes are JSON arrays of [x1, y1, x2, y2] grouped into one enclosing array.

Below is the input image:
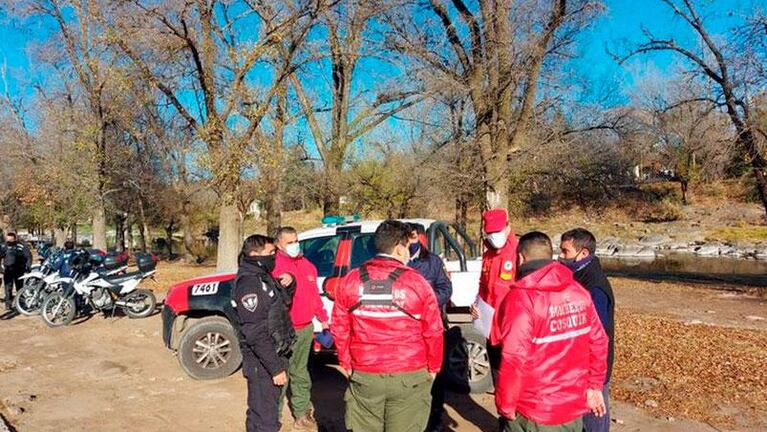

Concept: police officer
[[470, 208, 518, 384], [332, 220, 444, 432], [231, 234, 297, 432], [1, 232, 32, 310], [406, 223, 452, 432]]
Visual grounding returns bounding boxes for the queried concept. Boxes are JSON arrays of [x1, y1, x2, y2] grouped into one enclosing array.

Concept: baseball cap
[[482, 208, 508, 233]]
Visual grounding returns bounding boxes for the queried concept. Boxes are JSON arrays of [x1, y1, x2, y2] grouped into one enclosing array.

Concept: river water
[[601, 253, 767, 287]]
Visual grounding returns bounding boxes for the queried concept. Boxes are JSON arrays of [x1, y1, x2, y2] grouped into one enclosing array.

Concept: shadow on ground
[[307, 344, 499, 432]]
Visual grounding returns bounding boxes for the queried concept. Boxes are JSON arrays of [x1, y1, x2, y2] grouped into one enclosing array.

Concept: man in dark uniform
[[1, 232, 32, 310], [559, 228, 615, 432], [231, 234, 297, 432], [406, 223, 452, 432]]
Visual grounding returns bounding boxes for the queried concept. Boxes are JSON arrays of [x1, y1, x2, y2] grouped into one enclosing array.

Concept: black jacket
[[572, 257, 615, 382], [408, 250, 453, 308], [231, 258, 296, 376], [1, 242, 32, 273]]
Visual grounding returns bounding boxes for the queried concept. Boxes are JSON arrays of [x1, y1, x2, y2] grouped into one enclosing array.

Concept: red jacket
[[494, 261, 608, 425], [478, 233, 518, 344], [331, 256, 444, 374], [273, 251, 328, 328]]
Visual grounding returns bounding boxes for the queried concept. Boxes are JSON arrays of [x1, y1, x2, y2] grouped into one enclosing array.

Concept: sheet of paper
[[472, 297, 495, 339]]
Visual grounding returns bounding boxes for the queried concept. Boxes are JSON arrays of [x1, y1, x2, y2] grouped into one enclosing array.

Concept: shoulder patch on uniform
[[503, 260, 514, 271], [241, 294, 258, 312]]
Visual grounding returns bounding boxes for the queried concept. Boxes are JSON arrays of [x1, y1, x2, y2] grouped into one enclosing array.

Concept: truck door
[[427, 222, 480, 309]]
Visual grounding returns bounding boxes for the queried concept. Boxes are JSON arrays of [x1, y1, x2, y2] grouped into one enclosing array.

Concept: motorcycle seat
[[103, 271, 145, 286]]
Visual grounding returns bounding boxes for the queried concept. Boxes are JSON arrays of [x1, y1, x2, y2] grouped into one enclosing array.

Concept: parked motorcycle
[[14, 248, 66, 316], [16, 249, 128, 316], [40, 252, 157, 327]]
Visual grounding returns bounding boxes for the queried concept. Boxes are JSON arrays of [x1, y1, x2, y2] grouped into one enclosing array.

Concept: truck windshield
[[350, 233, 376, 269], [300, 235, 340, 277]]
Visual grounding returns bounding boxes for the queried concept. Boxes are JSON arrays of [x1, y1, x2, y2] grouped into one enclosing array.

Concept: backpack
[[348, 265, 418, 320]]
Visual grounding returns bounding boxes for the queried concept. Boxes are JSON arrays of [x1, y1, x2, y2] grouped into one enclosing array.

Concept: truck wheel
[[445, 325, 493, 394], [177, 316, 242, 380]]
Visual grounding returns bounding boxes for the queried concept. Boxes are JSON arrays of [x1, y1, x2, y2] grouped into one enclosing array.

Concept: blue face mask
[[408, 243, 421, 258], [559, 251, 593, 272]]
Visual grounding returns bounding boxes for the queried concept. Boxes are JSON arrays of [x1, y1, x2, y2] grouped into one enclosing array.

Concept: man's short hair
[[275, 226, 297, 240], [560, 228, 597, 255], [517, 231, 553, 261], [240, 234, 274, 257], [374, 220, 410, 255], [5, 232, 16, 240], [407, 223, 426, 236], [64, 240, 75, 250]]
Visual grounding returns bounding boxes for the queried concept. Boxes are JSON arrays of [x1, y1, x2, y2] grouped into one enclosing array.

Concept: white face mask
[[285, 243, 301, 258], [487, 231, 508, 249]]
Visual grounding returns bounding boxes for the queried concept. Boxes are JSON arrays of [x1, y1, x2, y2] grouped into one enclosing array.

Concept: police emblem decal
[[242, 294, 259, 312], [503, 261, 513, 271]]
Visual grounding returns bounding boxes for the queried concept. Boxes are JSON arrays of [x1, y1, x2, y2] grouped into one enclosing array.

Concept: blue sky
[[569, 0, 763, 105], [0, 0, 762, 121]]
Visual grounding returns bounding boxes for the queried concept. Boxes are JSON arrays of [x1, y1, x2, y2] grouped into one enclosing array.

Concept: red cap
[[482, 208, 508, 233]]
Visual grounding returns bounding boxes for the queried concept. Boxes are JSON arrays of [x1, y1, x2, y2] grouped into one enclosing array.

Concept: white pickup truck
[[162, 218, 492, 393]]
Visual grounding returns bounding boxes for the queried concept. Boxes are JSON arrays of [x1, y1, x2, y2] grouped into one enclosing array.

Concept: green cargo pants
[[280, 324, 314, 418], [344, 369, 433, 432], [501, 414, 583, 432]]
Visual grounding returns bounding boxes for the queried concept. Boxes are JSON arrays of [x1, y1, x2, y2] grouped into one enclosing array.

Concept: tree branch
[[428, 0, 471, 73]]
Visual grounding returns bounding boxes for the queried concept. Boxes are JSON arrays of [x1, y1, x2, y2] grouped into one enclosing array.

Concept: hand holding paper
[[472, 297, 495, 339]]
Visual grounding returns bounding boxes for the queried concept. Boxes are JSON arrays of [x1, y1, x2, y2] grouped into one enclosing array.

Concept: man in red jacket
[[332, 220, 444, 432], [495, 231, 608, 432], [273, 227, 329, 431], [470, 208, 518, 383]]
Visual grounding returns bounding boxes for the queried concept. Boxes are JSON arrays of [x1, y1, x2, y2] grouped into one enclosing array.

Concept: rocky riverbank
[[592, 234, 767, 260]]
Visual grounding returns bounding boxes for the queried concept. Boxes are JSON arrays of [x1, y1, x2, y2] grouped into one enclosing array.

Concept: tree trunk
[[115, 215, 126, 252], [723, 94, 767, 217], [734, 125, 767, 218], [54, 227, 68, 247], [265, 84, 287, 234], [265, 193, 282, 237], [322, 161, 343, 216], [137, 198, 149, 252], [92, 200, 107, 250], [216, 202, 242, 272], [126, 221, 134, 252], [484, 141, 510, 211], [165, 220, 175, 258], [179, 201, 196, 263], [70, 224, 78, 245], [138, 226, 147, 253], [1, 214, 15, 234], [323, 190, 340, 216]]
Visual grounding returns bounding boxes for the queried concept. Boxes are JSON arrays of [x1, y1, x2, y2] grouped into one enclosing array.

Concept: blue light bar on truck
[[321, 214, 361, 226]]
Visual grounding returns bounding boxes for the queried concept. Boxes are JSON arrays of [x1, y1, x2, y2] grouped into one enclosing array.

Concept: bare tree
[[103, 0, 325, 270], [387, 0, 601, 210], [290, 0, 421, 216], [6, 0, 136, 249], [620, 0, 767, 217]]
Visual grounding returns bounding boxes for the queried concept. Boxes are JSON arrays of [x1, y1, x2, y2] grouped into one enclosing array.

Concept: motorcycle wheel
[[122, 289, 156, 319], [14, 282, 43, 316], [41, 292, 76, 327]]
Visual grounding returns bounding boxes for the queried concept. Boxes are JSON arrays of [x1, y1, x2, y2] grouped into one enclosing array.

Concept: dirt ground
[[0, 263, 765, 432]]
